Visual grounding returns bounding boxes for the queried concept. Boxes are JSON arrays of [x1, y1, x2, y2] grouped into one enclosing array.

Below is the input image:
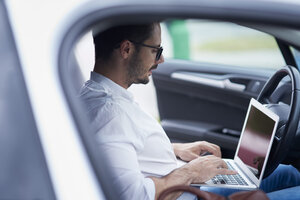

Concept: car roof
[[75, 0, 300, 48]]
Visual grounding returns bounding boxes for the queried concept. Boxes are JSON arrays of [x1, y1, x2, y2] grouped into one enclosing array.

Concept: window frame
[[57, 1, 300, 199]]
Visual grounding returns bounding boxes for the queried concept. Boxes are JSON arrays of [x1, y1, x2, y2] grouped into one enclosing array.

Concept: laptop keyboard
[[211, 162, 248, 186]]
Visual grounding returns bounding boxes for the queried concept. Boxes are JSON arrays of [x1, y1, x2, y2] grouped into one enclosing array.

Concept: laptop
[[191, 98, 279, 189]]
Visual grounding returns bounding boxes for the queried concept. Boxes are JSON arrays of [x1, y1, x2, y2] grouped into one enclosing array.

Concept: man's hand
[[151, 155, 236, 200], [172, 141, 221, 162], [183, 155, 236, 183]]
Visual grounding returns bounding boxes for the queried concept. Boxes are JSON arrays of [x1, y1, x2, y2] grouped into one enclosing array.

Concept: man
[[79, 23, 300, 199]]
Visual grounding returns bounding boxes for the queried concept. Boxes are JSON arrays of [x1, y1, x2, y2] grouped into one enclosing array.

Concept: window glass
[[163, 20, 286, 69], [291, 47, 300, 67]]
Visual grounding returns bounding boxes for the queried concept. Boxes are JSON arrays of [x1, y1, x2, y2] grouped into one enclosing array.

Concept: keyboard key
[[210, 161, 248, 186]]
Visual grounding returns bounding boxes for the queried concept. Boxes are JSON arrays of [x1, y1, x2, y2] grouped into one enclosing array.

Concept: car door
[[153, 20, 288, 158], [0, 1, 56, 198]]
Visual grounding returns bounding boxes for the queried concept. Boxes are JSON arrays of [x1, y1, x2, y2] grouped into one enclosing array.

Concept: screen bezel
[[234, 98, 279, 186]]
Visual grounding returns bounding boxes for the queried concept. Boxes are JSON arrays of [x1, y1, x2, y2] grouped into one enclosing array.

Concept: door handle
[[171, 72, 246, 92]]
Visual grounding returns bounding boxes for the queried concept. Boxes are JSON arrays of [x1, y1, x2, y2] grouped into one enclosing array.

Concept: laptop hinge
[[234, 162, 256, 186]]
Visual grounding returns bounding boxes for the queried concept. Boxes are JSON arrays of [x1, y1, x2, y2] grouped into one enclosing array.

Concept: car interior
[[58, 4, 300, 198]]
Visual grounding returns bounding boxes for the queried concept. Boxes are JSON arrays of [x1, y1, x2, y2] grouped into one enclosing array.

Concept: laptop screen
[[236, 99, 278, 179]]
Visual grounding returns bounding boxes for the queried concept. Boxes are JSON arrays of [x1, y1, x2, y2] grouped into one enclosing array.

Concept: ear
[[119, 40, 133, 59]]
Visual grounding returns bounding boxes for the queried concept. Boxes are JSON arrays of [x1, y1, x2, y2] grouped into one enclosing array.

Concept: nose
[[156, 54, 164, 64]]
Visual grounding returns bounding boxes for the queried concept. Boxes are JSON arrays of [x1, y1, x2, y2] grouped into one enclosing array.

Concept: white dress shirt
[[79, 72, 179, 200]]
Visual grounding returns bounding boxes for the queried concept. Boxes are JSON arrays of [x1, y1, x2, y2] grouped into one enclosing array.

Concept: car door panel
[[153, 59, 275, 158]]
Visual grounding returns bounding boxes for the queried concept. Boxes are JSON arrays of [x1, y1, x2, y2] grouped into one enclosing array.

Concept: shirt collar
[[90, 71, 134, 101]]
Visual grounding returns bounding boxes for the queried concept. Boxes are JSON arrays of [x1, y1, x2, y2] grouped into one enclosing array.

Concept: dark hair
[[93, 23, 156, 61]]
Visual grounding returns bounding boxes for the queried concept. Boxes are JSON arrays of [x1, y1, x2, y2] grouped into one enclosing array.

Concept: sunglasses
[[129, 40, 163, 61]]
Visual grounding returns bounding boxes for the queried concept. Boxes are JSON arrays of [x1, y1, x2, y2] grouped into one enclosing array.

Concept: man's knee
[[275, 164, 298, 177]]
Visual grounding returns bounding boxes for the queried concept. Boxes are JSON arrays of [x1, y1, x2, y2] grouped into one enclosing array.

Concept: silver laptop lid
[[234, 98, 279, 186]]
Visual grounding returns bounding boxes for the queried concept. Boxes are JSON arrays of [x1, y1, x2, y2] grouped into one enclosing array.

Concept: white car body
[[6, 0, 103, 199], [3, 0, 300, 199]]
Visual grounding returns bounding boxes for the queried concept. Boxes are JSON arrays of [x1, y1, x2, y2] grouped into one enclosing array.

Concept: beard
[[127, 51, 152, 85]]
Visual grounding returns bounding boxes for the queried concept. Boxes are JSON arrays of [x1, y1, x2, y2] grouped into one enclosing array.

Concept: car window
[[164, 20, 286, 69], [291, 47, 300, 67], [60, 2, 300, 198]]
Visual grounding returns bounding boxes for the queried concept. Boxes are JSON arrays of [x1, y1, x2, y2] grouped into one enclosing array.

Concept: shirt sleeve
[[94, 110, 155, 200], [100, 142, 155, 200]]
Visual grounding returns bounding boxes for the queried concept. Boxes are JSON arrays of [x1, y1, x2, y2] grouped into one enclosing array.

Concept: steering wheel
[[257, 65, 300, 178]]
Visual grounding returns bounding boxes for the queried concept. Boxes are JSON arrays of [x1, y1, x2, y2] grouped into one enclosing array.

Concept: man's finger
[[201, 144, 221, 157]]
